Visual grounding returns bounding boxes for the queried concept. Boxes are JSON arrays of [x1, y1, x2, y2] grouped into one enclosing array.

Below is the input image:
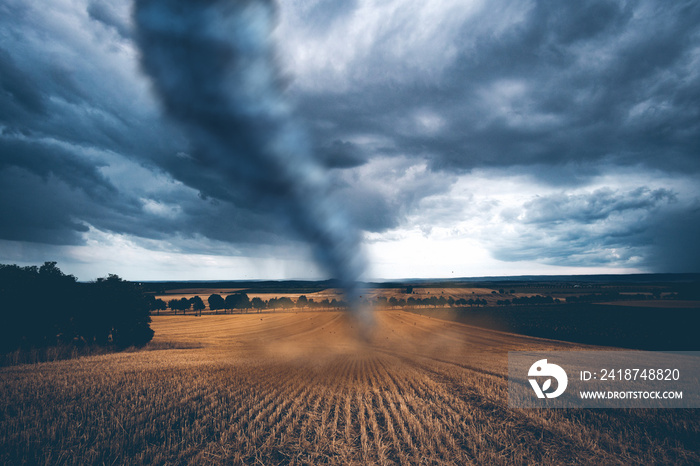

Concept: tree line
[[496, 295, 561, 306], [151, 293, 351, 315], [0, 262, 154, 353], [391, 296, 490, 307], [150, 293, 501, 315]]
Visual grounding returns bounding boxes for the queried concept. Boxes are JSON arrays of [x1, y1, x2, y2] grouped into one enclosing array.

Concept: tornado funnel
[[133, 0, 372, 326]]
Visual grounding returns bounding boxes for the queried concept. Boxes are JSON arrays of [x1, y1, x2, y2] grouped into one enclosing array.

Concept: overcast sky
[[1, 0, 699, 281]]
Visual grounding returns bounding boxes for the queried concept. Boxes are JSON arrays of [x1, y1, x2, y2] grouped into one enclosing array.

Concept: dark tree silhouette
[[190, 296, 205, 316], [151, 298, 167, 315], [168, 299, 179, 313], [270, 297, 293, 310], [208, 294, 225, 314], [178, 297, 191, 314], [225, 293, 251, 312], [224, 294, 235, 313], [91, 274, 154, 347], [1, 262, 153, 353], [251, 297, 265, 312]]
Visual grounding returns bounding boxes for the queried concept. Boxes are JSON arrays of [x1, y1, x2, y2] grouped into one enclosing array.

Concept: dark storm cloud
[[1, 0, 699, 274], [0, 138, 116, 201], [295, 0, 700, 178], [646, 204, 700, 273], [519, 188, 676, 225], [281, 0, 700, 271], [0, 48, 46, 119], [0, 0, 305, 255], [318, 140, 368, 169], [336, 184, 397, 232], [0, 167, 90, 245], [489, 187, 683, 266], [87, 1, 133, 39]]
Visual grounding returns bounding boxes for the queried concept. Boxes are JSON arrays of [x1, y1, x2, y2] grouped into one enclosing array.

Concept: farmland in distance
[[1, 308, 699, 464]]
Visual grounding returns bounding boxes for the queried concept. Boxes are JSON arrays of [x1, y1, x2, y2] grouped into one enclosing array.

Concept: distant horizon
[[98, 272, 700, 285], [6, 257, 700, 285]]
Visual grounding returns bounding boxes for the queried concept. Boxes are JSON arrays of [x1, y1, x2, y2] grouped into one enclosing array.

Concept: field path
[[1, 310, 698, 464]]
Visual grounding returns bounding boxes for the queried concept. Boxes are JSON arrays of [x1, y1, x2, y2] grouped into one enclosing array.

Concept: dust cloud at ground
[[150, 309, 580, 374]]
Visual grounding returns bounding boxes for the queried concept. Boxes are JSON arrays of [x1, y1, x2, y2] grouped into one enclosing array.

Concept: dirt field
[[1, 310, 698, 464]]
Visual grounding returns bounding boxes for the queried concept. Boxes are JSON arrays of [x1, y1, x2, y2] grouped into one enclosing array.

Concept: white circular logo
[[528, 359, 568, 399]]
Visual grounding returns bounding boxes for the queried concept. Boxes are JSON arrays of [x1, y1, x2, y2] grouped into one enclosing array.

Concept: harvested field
[[1, 310, 698, 464]]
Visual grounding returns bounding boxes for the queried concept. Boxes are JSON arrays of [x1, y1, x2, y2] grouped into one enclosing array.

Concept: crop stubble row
[[1, 311, 699, 465]]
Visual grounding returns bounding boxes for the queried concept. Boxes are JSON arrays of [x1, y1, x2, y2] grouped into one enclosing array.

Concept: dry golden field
[[1, 310, 698, 465]]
